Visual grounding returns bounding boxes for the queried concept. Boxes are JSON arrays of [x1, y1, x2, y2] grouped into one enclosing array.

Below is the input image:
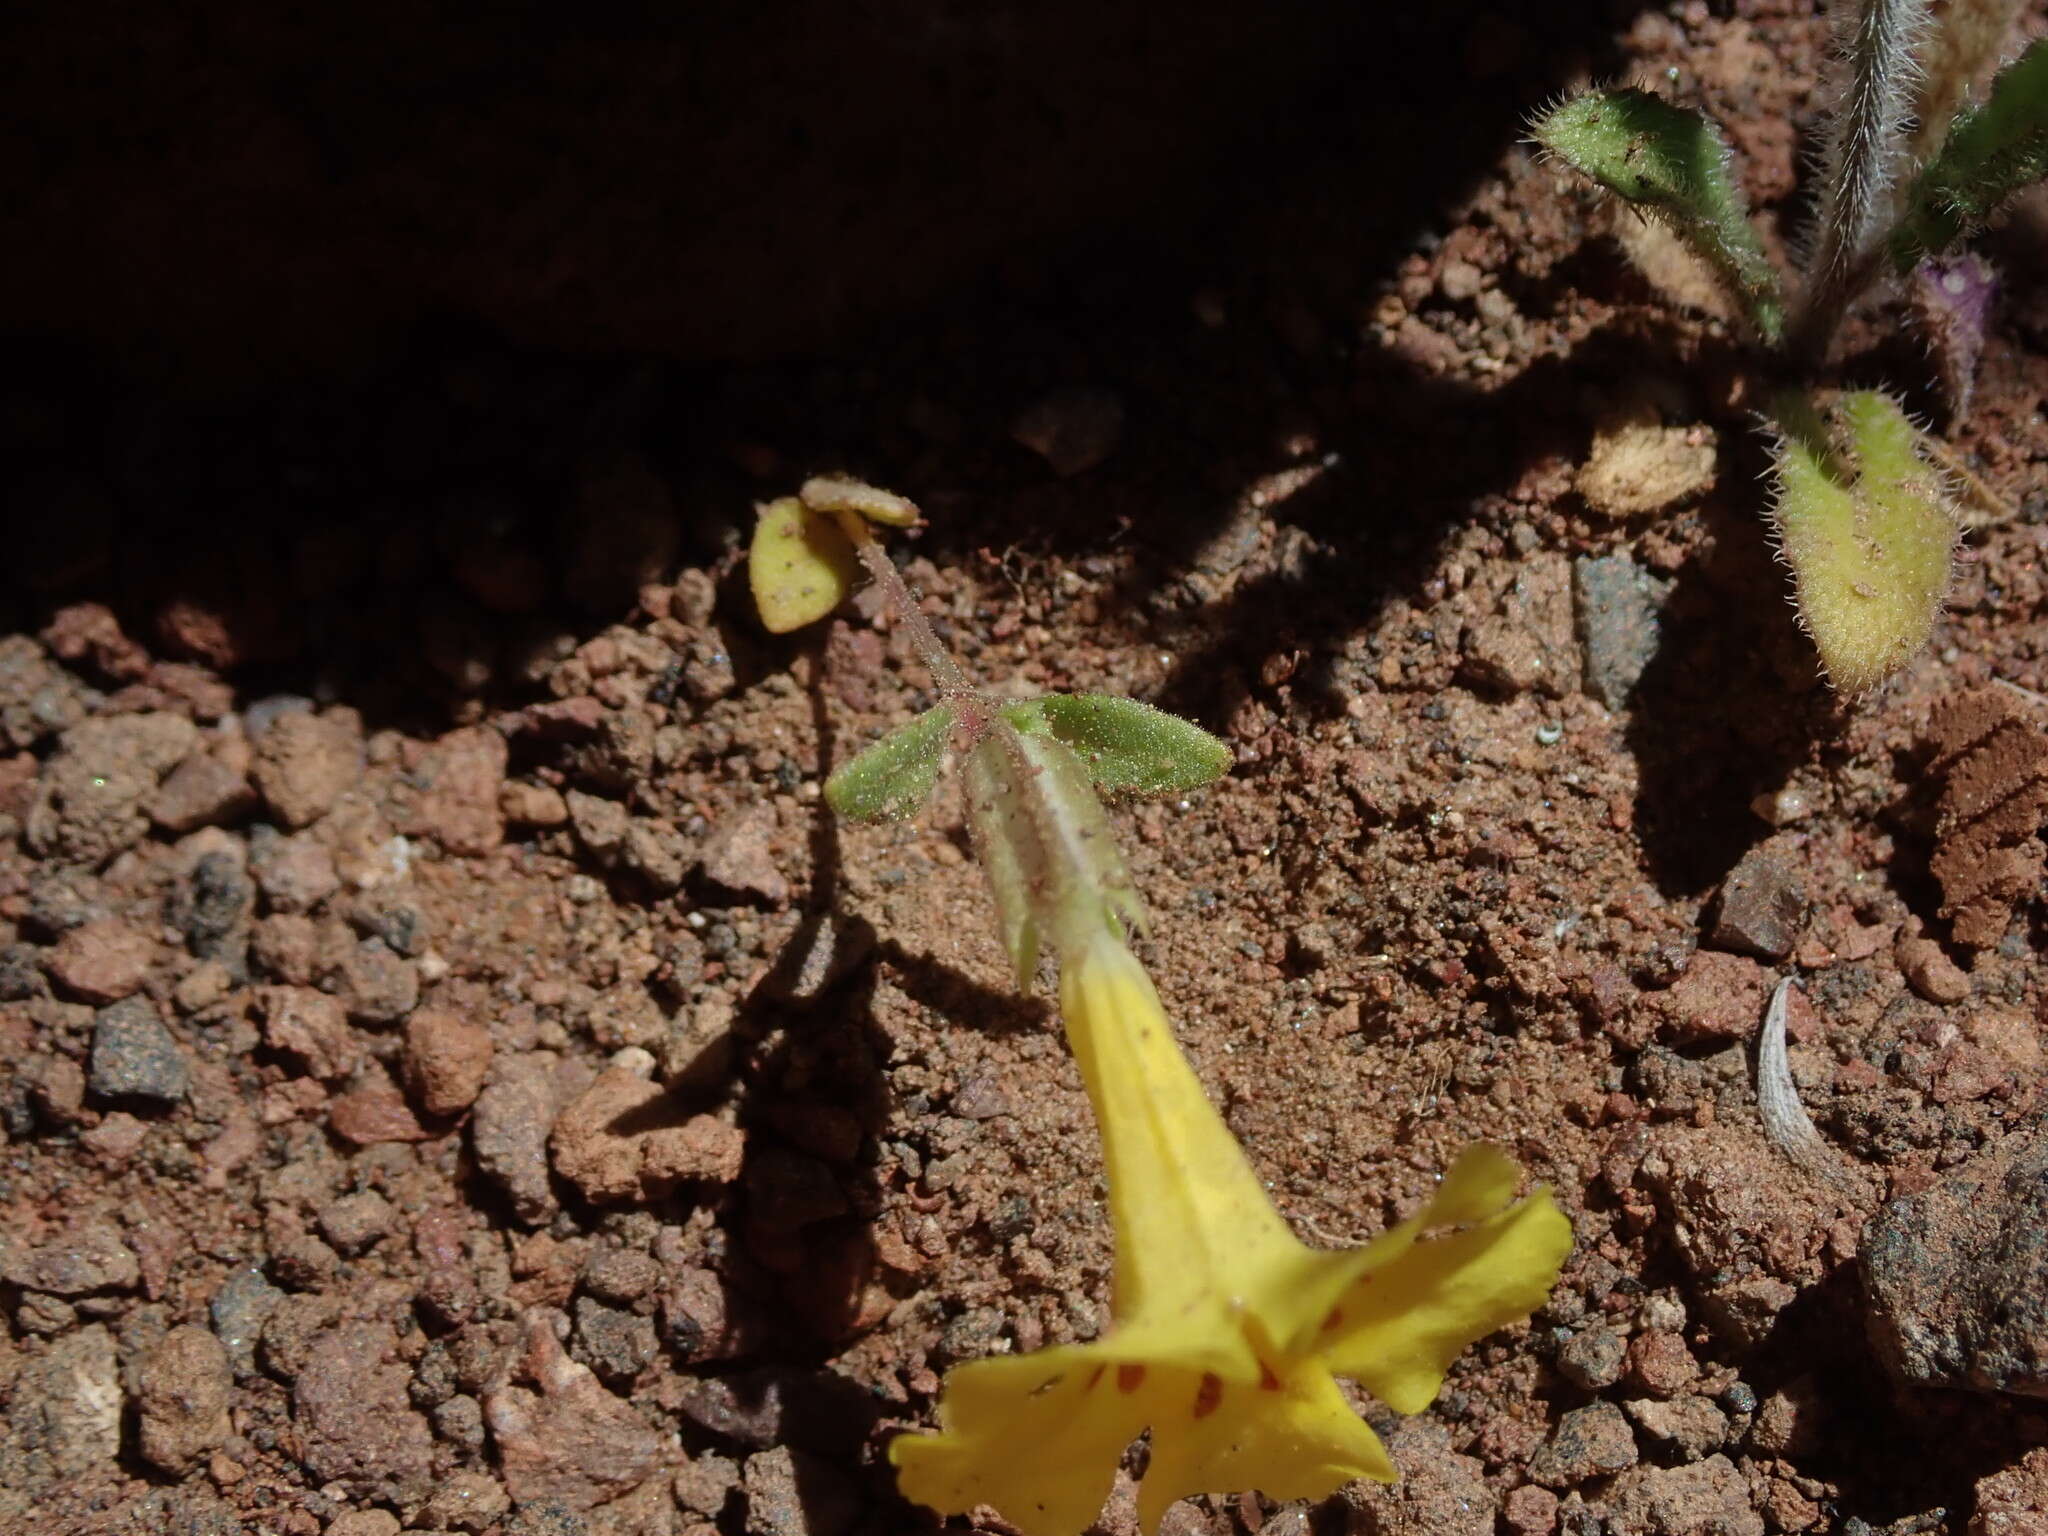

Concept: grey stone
[[210, 1265, 286, 1377], [88, 997, 189, 1106], [1573, 554, 1670, 710]]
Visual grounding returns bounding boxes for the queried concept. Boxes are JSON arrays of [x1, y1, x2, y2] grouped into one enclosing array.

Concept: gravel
[[87, 997, 190, 1106]]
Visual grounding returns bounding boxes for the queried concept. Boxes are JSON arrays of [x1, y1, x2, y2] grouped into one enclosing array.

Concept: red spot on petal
[[1085, 1364, 1107, 1392], [1192, 1373, 1224, 1419], [1324, 1305, 1345, 1330], [1116, 1363, 1147, 1394], [1259, 1361, 1282, 1392]]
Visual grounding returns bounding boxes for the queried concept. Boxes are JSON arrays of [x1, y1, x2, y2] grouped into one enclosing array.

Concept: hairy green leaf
[[825, 703, 957, 822], [1001, 694, 1232, 798], [1894, 39, 2048, 268], [1533, 89, 1784, 343], [1768, 391, 1958, 693]]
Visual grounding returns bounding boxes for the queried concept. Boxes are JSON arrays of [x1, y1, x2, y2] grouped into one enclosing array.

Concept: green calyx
[[1767, 391, 1958, 694], [1893, 39, 2048, 270], [1532, 88, 1784, 344]]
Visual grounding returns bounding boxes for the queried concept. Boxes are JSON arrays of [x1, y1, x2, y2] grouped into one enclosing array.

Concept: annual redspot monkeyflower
[[891, 934, 1573, 1536]]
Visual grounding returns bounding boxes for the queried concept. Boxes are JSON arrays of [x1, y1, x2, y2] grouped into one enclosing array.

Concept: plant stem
[[832, 512, 978, 703], [1793, 0, 1928, 362]]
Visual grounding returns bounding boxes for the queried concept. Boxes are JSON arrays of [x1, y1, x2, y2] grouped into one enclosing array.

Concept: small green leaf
[[749, 496, 859, 634], [1893, 39, 2048, 269], [825, 704, 958, 822], [1533, 89, 1784, 343], [1000, 694, 1232, 798], [1768, 391, 1958, 693]]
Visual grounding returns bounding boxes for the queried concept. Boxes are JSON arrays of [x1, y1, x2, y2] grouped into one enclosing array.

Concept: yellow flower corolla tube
[[891, 936, 1573, 1536]]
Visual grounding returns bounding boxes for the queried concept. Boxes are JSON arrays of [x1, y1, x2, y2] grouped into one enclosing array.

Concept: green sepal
[[964, 728, 1146, 989], [1893, 40, 2048, 270], [1000, 694, 1232, 799], [824, 703, 957, 822], [1533, 89, 1784, 343], [1767, 391, 1958, 694]]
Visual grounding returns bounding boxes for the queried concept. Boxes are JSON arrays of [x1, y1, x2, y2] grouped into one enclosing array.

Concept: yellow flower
[[891, 936, 1573, 1536]]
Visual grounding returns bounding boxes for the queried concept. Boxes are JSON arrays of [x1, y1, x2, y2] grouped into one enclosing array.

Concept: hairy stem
[[1793, 0, 1929, 361], [834, 512, 977, 701]]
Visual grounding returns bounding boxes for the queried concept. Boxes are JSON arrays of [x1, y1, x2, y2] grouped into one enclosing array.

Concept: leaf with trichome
[[1893, 38, 2048, 268], [825, 702, 959, 822], [1768, 391, 1958, 693], [1532, 88, 1784, 343], [1002, 694, 1235, 799]]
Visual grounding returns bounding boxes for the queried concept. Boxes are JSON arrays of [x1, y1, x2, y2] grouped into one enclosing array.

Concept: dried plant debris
[[1928, 685, 2048, 947]]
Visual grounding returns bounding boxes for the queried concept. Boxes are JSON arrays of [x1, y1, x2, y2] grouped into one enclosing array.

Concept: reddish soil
[[3, 5, 2048, 1536]]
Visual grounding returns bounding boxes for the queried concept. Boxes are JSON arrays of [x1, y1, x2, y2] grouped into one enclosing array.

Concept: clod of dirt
[[292, 1320, 435, 1501], [1624, 1329, 1700, 1399], [1973, 1447, 2048, 1536], [1863, 1128, 2048, 1398], [251, 831, 341, 914], [1344, 1418, 1494, 1536], [1573, 554, 1671, 711], [45, 916, 155, 1003], [1, 1215, 139, 1296], [698, 805, 791, 906], [260, 985, 362, 1082], [1623, 1395, 1730, 1461], [1706, 842, 1807, 961], [87, 996, 189, 1106], [744, 1443, 862, 1536], [483, 1311, 671, 1511], [332, 937, 420, 1024], [1644, 951, 1770, 1045], [1527, 1400, 1638, 1488], [1927, 686, 2048, 949], [420, 1470, 513, 1532], [149, 751, 258, 834], [393, 725, 509, 856], [1557, 1324, 1627, 1390], [550, 1067, 744, 1205], [474, 1052, 570, 1224], [26, 712, 199, 863], [0, 1322, 122, 1483], [252, 707, 365, 828], [0, 635, 89, 751], [1575, 410, 1718, 519], [1895, 933, 1971, 1004], [1603, 1455, 1763, 1536], [572, 1294, 658, 1385], [403, 1005, 495, 1116], [136, 1324, 234, 1475], [328, 1086, 429, 1145], [317, 1189, 396, 1255]]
